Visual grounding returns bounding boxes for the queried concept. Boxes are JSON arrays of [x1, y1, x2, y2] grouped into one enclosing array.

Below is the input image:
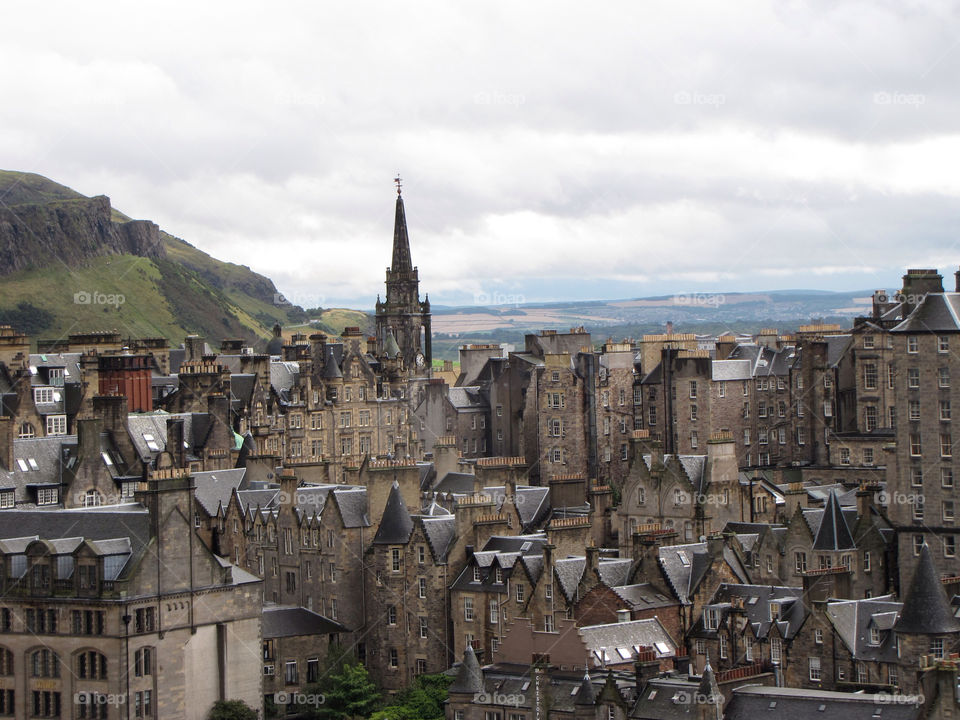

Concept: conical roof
[[575, 671, 596, 706], [391, 194, 412, 272], [894, 543, 960, 635], [322, 345, 342, 379], [372, 481, 414, 545], [813, 490, 856, 551], [697, 654, 721, 704], [448, 645, 484, 695]]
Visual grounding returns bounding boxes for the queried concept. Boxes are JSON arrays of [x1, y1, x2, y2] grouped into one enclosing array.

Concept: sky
[[2, 1, 960, 309]]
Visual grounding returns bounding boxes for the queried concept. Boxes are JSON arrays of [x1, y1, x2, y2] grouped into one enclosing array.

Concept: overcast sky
[[3, 1, 959, 308]]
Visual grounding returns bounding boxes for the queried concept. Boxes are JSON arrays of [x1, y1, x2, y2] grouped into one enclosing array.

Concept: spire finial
[[394, 173, 402, 196]]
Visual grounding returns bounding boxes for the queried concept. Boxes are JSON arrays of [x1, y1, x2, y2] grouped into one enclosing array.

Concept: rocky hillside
[[0, 170, 307, 346]]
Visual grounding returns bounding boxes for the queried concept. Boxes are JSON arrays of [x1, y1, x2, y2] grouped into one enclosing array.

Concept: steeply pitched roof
[[448, 645, 484, 695], [894, 543, 960, 634], [372, 482, 414, 544], [813, 490, 856, 551]]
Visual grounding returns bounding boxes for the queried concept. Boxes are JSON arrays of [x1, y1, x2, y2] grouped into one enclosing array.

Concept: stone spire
[[813, 489, 856, 551], [697, 654, 722, 720], [575, 671, 596, 706], [391, 193, 412, 273]]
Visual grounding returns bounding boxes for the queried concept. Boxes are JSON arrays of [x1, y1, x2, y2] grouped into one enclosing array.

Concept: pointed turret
[[697, 654, 722, 720], [372, 480, 415, 545], [383, 329, 401, 359], [813, 489, 855, 551], [391, 193, 413, 273], [448, 645, 484, 695], [575, 671, 596, 706], [894, 543, 960, 634]]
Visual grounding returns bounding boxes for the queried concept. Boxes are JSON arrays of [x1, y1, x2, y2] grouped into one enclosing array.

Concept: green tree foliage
[[371, 674, 452, 720], [208, 699, 258, 720], [296, 645, 381, 720]]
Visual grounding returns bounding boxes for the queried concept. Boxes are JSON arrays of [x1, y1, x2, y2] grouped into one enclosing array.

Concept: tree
[[209, 699, 258, 720], [297, 659, 381, 720], [371, 674, 452, 720]]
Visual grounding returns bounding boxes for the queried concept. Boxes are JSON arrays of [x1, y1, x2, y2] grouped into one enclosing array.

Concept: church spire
[[391, 177, 413, 272]]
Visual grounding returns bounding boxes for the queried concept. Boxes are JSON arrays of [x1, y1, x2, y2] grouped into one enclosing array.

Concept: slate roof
[[0, 435, 78, 502], [630, 675, 709, 720], [261, 605, 349, 638], [193, 468, 247, 516], [434, 472, 476, 494], [448, 646, 484, 694], [455, 663, 619, 712], [724, 686, 922, 720], [813, 490, 856, 551], [612, 584, 677, 610], [711, 359, 752, 381], [892, 292, 960, 333], [331, 487, 370, 527], [826, 596, 901, 662], [580, 618, 677, 666], [419, 516, 456, 562], [658, 542, 749, 606], [448, 386, 487, 410], [0, 506, 151, 577], [690, 584, 805, 641], [894, 543, 960, 634], [515, 486, 550, 528], [269, 360, 300, 399], [372, 482, 415, 544]]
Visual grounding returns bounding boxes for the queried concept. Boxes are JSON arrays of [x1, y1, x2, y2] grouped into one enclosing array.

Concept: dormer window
[[770, 602, 780, 620], [473, 566, 481, 582], [703, 607, 720, 630], [495, 567, 503, 583], [869, 626, 880, 645]]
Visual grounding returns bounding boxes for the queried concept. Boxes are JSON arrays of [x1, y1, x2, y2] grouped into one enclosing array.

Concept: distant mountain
[[0, 170, 307, 346]]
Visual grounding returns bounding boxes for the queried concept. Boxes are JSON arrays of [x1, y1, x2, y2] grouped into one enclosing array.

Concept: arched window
[[17, 422, 35, 439], [0, 647, 12, 675], [76, 650, 107, 679], [83, 490, 101, 507], [30, 648, 59, 677]]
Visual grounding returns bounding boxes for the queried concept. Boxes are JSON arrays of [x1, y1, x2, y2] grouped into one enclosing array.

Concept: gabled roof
[[894, 543, 960, 635], [419, 515, 455, 563], [193, 468, 247, 516]]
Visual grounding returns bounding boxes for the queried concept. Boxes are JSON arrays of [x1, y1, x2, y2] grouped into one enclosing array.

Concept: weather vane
[[394, 174, 402, 196]]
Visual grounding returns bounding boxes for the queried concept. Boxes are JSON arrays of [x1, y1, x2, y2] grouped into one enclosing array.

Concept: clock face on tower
[[415, 352, 425, 368]]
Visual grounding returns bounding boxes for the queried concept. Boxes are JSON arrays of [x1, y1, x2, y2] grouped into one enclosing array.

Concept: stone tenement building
[[0, 469, 262, 720]]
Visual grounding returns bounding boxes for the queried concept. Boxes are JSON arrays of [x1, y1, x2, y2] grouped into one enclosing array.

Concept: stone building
[[0, 469, 263, 720]]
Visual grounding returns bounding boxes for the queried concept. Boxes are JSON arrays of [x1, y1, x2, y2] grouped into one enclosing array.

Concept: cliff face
[[0, 195, 164, 275]]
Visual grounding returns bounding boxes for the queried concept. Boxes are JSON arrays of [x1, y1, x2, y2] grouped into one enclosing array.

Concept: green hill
[[0, 170, 309, 348]]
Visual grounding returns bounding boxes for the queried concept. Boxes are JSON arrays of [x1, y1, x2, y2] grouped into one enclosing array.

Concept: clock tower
[[375, 178, 432, 375]]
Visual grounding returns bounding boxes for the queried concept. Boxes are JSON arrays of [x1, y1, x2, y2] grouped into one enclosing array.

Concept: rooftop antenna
[[394, 173, 403, 196]]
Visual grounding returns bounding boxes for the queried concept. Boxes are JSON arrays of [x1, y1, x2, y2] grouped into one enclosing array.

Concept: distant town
[[1, 188, 959, 720]]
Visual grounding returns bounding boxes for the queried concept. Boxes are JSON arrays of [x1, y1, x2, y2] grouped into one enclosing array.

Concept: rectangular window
[[942, 433, 953, 458], [908, 336, 918, 353], [910, 434, 922, 456], [940, 336, 950, 353], [864, 364, 877, 390], [941, 367, 951, 388], [908, 368, 920, 388], [464, 597, 474, 622], [809, 656, 821, 681]]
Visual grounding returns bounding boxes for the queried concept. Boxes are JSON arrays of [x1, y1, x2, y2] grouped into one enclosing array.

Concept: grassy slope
[[0, 170, 315, 345]]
